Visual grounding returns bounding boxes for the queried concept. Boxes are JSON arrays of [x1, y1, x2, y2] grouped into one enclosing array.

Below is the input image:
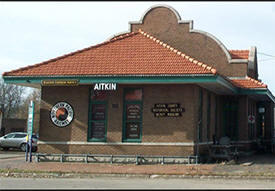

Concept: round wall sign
[[50, 102, 74, 127]]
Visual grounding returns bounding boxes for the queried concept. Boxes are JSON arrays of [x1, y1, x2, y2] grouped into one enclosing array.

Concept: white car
[[0, 132, 38, 152]]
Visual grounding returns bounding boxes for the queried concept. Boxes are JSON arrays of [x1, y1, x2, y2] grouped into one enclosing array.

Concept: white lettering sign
[[27, 101, 34, 135], [94, 83, 116, 91]]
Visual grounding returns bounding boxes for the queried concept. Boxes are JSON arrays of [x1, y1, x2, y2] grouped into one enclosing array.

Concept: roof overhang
[[3, 74, 275, 103], [3, 74, 234, 93], [238, 88, 275, 103]]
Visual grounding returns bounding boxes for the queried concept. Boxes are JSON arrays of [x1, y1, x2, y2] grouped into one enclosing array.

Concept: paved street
[[0, 150, 275, 189], [1, 177, 275, 189]]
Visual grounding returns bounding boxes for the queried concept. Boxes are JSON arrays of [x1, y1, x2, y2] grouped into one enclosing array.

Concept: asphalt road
[[1, 177, 275, 189]]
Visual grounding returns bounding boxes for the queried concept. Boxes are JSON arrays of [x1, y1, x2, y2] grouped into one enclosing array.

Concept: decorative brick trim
[[129, 4, 248, 64]]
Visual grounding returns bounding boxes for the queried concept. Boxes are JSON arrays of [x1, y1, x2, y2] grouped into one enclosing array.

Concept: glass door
[[88, 89, 108, 142], [122, 88, 143, 142]]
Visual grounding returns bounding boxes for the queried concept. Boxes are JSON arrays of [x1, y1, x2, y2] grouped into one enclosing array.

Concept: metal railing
[[34, 153, 199, 165]]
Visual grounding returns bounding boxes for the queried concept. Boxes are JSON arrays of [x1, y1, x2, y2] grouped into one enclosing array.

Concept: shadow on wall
[[39, 144, 70, 154]]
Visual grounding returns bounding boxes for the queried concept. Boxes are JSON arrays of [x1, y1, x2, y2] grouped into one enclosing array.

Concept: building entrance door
[[122, 88, 143, 142]]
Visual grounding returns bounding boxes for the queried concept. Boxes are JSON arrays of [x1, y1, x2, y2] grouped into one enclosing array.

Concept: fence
[[34, 153, 199, 165]]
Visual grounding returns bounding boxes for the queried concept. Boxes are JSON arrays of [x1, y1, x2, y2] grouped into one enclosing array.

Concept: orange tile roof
[[229, 50, 249, 59], [230, 77, 267, 89], [3, 30, 217, 77]]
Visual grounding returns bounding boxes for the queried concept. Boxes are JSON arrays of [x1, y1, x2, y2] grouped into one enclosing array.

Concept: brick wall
[[39, 85, 90, 142], [39, 143, 194, 156], [38, 84, 202, 155], [130, 6, 248, 77]]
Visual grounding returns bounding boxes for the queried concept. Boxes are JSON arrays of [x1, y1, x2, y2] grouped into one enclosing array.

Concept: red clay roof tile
[[230, 77, 267, 89], [229, 50, 249, 59], [3, 30, 217, 77]]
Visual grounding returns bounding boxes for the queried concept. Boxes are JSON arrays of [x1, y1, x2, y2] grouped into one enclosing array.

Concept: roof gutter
[[3, 74, 218, 85], [215, 75, 238, 93]]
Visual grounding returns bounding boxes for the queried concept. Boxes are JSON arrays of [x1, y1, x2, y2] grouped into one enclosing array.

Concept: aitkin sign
[[94, 83, 117, 91]]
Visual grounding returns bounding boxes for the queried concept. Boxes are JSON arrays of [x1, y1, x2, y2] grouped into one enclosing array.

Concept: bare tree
[[17, 88, 41, 133], [0, 78, 26, 118]]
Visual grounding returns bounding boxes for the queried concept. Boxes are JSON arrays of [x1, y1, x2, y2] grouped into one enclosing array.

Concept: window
[[14, 134, 27, 138], [122, 88, 143, 142], [5, 134, 15, 139], [88, 89, 108, 142]]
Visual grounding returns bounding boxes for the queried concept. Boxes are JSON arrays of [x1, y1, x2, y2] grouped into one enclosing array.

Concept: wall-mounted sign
[[94, 83, 116, 91], [50, 102, 74, 127], [151, 103, 185, 117], [42, 79, 79, 86]]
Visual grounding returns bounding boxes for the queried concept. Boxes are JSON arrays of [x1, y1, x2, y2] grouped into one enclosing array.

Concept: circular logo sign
[[50, 102, 74, 127]]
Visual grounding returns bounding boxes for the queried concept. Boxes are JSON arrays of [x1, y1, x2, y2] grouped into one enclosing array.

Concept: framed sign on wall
[[50, 101, 74, 127]]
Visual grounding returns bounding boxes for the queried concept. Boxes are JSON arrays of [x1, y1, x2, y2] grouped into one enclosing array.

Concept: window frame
[[122, 88, 143, 143], [87, 88, 108, 142]]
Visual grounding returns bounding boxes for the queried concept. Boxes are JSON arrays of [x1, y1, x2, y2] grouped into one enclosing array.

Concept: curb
[[0, 156, 25, 160], [1, 172, 275, 180]]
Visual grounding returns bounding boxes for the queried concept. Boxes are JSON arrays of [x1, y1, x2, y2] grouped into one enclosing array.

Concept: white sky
[[1, 1, 275, 93]]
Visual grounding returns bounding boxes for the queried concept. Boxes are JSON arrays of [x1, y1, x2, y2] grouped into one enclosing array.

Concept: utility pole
[[0, 103, 3, 135]]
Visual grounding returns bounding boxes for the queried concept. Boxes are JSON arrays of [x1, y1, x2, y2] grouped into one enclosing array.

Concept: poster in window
[[126, 104, 141, 120], [126, 122, 140, 139], [125, 89, 142, 101], [91, 90, 107, 101], [92, 104, 106, 120], [91, 121, 105, 139]]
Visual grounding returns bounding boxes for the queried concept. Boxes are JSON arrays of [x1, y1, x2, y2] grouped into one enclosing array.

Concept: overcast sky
[[1, 1, 275, 93]]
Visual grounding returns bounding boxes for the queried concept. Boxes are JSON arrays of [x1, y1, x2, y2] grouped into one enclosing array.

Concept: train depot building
[[3, 5, 275, 162]]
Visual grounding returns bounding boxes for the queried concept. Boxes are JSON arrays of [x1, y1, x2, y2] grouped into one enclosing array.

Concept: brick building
[[3, 5, 275, 158]]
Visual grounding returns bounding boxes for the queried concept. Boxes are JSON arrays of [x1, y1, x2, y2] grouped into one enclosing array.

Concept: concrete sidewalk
[[0, 152, 25, 159]]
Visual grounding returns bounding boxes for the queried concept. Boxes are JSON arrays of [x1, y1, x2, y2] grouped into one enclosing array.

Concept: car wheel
[[32, 147, 37, 152], [20, 143, 27, 152]]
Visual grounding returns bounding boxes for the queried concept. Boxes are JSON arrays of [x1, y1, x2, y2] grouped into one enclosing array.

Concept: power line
[[258, 58, 275, 62], [258, 52, 275, 58]]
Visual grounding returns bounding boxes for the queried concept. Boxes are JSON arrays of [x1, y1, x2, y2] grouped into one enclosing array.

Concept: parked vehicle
[[0, 132, 37, 152]]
